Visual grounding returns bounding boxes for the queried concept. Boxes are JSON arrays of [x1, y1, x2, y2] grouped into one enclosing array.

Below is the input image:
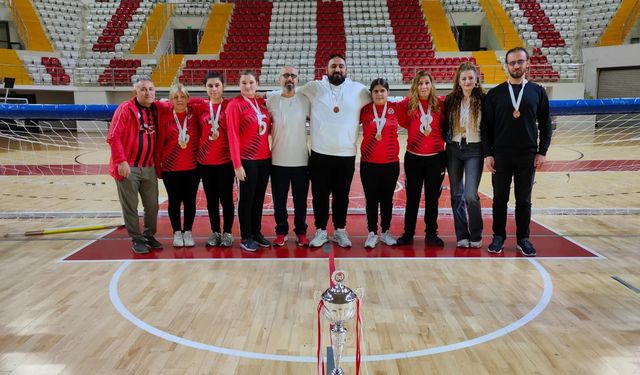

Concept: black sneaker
[[131, 239, 149, 254], [425, 233, 444, 247], [488, 236, 504, 254], [253, 234, 272, 248], [144, 235, 163, 249], [394, 233, 413, 246], [240, 238, 258, 252], [517, 239, 537, 257]]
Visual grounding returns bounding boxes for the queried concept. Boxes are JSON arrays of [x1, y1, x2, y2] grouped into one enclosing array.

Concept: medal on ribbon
[[373, 102, 388, 141], [508, 78, 527, 119], [418, 101, 432, 135], [173, 110, 189, 149], [208, 101, 221, 140], [243, 96, 268, 136], [327, 79, 344, 114]]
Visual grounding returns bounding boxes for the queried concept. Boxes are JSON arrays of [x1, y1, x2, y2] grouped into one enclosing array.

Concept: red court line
[[538, 160, 640, 172], [328, 246, 336, 287], [1, 159, 638, 176], [63, 215, 597, 261]]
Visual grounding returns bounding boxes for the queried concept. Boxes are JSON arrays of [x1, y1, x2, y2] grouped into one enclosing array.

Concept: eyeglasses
[[281, 73, 298, 79], [507, 59, 527, 67]]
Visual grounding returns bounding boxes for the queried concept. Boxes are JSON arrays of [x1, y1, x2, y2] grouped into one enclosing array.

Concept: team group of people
[[107, 46, 552, 257]]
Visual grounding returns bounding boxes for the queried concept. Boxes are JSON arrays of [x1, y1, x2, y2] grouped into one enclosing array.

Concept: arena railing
[[71, 64, 585, 88]]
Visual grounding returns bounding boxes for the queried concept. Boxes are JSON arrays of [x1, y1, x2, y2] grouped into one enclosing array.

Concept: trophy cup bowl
[[321, 285, 357, 323]]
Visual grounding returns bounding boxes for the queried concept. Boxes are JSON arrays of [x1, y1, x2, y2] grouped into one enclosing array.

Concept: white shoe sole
[[517, 245, 536, 257], [309, 239, 328, 248], [240, 244, 257, 252]]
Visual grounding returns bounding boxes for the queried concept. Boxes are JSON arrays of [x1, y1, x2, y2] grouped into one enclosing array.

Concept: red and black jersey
[[107, 98, 158, 180], [156, 108, 200, 173], [131, 100, 158, 168], [398, 97, 446, 155], [226, 95, 271, 169], [196, 99, 231, 165], [359, 102, 405, 164]]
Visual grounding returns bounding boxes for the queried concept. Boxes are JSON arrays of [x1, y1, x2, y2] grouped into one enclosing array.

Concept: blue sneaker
[[488, 236, 504, 254], [517, 239, 537, 257], [240, 238, 258, 252]]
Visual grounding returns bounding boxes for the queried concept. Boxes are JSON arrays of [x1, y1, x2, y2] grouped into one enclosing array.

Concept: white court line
[[531, 218, 606, 259], [56, 226, 120, 263], [67, 255, 601, 264], [109, 258, 553, 362]]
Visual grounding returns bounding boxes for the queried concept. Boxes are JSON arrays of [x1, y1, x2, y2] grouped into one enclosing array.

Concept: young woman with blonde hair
[[396, 71, 447, 246]]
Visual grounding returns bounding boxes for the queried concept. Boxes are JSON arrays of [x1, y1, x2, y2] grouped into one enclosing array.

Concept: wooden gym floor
[[0, 129, 639, 375]]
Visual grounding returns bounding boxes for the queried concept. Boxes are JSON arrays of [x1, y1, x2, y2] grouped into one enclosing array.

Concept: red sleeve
[[225, 98, 242, 169], [188, 97, 207, 114], [155, 100, 171, 115], [107, 104, 130, 164], [154, 109, 167, 178], [156, 101, 170, 177], [396, 97, 410, 129]]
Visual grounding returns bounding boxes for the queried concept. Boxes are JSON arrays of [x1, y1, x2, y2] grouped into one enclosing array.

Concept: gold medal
[[333, 106, 340, 113], [513, 110, 520, 118], [375, 133, 382, 141]]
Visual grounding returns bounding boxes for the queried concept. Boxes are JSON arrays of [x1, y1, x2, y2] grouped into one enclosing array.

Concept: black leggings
[[162, 169, 200, 232], [402, 151, 446, 236], [360, 161, 399, 233], [238, 159, 271, 239], [200, 163, 235, 233]]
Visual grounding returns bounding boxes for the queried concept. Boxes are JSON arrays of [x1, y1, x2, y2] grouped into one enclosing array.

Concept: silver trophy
[[321, 270, 358, 375]]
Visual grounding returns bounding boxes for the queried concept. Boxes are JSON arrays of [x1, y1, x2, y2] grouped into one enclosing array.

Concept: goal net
[[0, 98, 638, 238]]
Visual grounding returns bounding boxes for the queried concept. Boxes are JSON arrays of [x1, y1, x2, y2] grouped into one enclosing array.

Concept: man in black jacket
[[482, 47, 552, 257]]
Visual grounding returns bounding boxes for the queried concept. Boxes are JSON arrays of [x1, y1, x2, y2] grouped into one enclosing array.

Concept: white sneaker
[[206, 232, 221, 247], [332, 228, 352, 248], [183, 231, 195, 247], [469, 240, 482, 248], [173, 231, 184, 247], [364, 232, 378, 248], [457, 239, 470, 248], [380, 230, 397, 246], [220, 232, 234, 247], [309, 229, 328, 247]]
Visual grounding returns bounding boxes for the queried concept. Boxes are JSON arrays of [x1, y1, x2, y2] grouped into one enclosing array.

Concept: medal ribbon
[[372, 102, 388, 139], [460, 100, 470, 137], [243, 96, 267, 135], [508, 78, 528, 115], [208, 100, 221, 133], [327, 80, 344, 112], [173, 110, 189, 148], [418, 100, 432, 134]]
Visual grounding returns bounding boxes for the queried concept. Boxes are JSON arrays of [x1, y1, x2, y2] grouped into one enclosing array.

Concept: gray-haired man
[[107, 76, 163, 254]]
